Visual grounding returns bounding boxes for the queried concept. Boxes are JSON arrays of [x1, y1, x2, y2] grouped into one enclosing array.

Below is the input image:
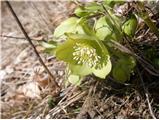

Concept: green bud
[[47, 96, 56, 109], [112, 63, 129, 83], [104, 0, 125, 8], [74, 7, 89, 17], [122, 14, 138, 37], [112, 56, 136, 83]]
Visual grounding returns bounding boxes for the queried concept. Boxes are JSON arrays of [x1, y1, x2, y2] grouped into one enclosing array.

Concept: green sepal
[[103, 0, 125, 8], [95, 15, 123, 41], [68, 57, 112, 79], [74, 2, 102, 17], [93, 57, 112, 79], [65, 33, 104, 58], [68, 74, 81, 86], [41, 41, 57, 55], [95, 16, 112, 40], [55, 38, 76, 64], [53, 17, 84, 38], [69, 64, 93, 76], [74, 7, 90, 17], [41, 41, 57, 48]]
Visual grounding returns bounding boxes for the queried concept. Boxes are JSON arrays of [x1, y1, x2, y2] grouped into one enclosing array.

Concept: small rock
[[99, 108, 104, 112], [5, 66, 14, 74], [0, 70, 6, 80], [14, 48, 28, 65], [58, 71, 64, 76], [45, 114, 50, 119]]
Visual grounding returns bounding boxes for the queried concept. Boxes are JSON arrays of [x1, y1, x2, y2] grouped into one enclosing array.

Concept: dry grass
[[1, 1, 159, 119]]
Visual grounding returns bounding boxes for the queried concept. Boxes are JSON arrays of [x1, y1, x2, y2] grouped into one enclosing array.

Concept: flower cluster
[[73, 43, 101, 68]]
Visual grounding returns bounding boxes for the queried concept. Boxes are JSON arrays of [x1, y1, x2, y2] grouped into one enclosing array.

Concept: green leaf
[[80, 21, 96, 36], [69, 64, 93, 76], [53, 17, 84, 38], [93, 57, 112, 79], [112, 56, 136, 82], [122, 14, 138, 37], [65, 33, 97, 41], [68, 74, 81, 86]]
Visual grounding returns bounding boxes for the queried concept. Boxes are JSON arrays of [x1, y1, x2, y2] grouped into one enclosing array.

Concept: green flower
[[55, 33, 109, 69], [55, 33, 112, 79]]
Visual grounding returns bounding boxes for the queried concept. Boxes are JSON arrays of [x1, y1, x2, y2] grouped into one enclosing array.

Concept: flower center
[[73, 43, 101, 68]]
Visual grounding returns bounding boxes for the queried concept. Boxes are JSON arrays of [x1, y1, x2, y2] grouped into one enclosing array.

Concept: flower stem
[[137, 2, 159, 37]]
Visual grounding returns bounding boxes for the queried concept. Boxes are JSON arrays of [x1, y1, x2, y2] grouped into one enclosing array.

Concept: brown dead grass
[[1, 1, 159, 119]]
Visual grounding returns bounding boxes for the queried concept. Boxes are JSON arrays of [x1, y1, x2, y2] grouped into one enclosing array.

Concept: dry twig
[[0, 34, 44, 41], [48, 90, 87, 117], [137, 68, 156, 119]]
